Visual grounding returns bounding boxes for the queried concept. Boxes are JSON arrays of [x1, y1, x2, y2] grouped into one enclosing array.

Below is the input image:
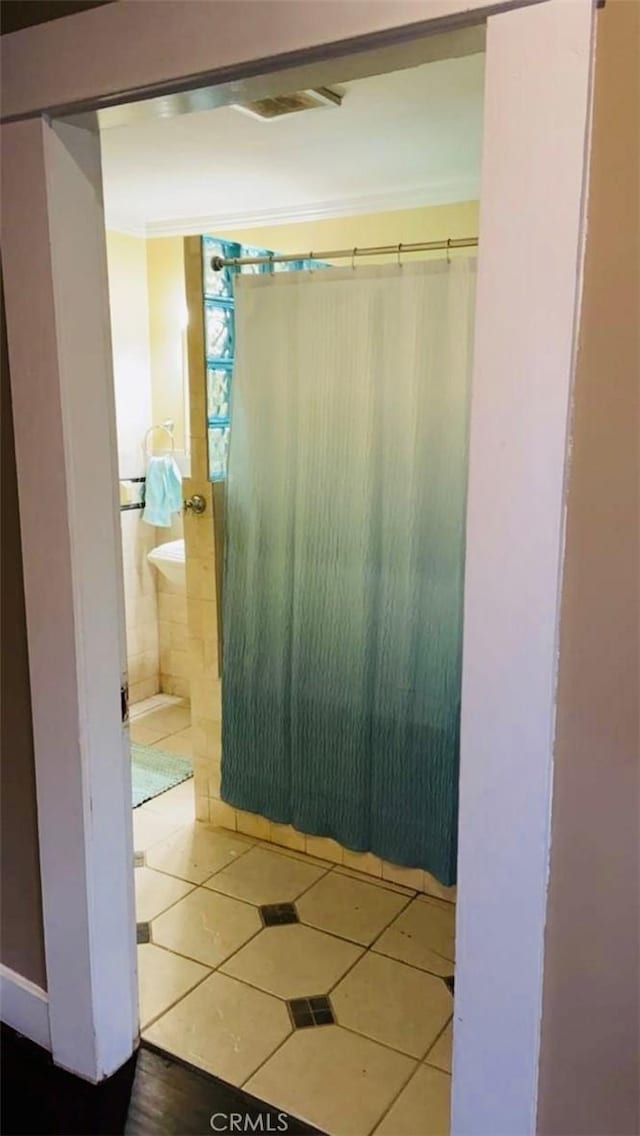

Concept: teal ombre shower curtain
[[221, 259, 476, 885]]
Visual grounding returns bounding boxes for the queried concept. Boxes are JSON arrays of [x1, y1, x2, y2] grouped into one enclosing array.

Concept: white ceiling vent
[[232, 87, 342, 121]]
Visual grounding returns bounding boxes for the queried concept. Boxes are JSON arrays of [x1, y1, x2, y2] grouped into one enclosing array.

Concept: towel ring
[[144, 423, 175, 455]]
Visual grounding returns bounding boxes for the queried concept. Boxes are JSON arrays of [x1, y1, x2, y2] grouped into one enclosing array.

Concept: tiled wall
[[156, 516, 190, 698], [121, 508, 160, 704], [214, 802, 457, 902]]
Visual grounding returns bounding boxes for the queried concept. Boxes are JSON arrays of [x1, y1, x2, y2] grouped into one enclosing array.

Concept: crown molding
[[104, 218, 148, 238], [106, 178, 479, 240]]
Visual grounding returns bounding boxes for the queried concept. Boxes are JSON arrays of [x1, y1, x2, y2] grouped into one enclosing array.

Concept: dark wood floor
[[1, 1026, 321, 1136]]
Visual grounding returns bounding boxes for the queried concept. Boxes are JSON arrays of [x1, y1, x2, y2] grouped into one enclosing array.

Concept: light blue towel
[[143, 455, 183, 527]]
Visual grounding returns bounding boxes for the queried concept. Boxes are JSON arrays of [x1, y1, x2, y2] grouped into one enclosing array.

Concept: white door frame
[[0, 1, 595, 1130]]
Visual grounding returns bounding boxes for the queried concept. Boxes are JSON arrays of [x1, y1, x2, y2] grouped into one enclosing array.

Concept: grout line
[[146, 882, 271, 972], [139, 923, 454, 1123], [140, 945, 297, 1093], [364, 944, 455, 985], [144, 937, 442, 1072], [133, 822, 191, 857], [367, 1015, 454, 1136], [332, 864, 419, 899], [137, 880, 198, 925], [291, 889, 414, 956], [147, 841, 255, 888], [137, 821, 456, 1120], [422, 1013, 454, 1068], [255, 839, 334, 871], [334, 1019, 423, 1063], [146, 926, 262, 974], [369, 945, 455, 981], [415, 890, 457, 908], [139, 963, 215, 1033], [202, 851, 332, 901], [237, 1027, 295, 1092], [214, 966, 294, 1002], [364, 891, 415, 947], [363, 1057, 423, 1136]]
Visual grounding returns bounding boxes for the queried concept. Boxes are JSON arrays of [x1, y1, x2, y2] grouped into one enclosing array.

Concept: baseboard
[[0, 964, 50, 1051]]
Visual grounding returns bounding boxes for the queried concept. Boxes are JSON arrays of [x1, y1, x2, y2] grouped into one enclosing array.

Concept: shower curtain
[[221, 259, 476, 885]]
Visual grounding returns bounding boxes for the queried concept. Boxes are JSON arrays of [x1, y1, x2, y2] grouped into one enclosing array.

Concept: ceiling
[[100, 52, 485, 237]]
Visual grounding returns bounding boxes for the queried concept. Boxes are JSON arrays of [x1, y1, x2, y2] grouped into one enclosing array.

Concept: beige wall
[[537, 2, 640, 1132], [106, 231, 161, 703], [147, 237, 188, 456], [220, 199, 479, 263], [106, 231, 153, 480], [0, 273, 46, 988]]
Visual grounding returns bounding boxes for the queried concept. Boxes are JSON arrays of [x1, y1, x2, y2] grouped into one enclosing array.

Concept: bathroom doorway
[[103, 32, 481, 1132]]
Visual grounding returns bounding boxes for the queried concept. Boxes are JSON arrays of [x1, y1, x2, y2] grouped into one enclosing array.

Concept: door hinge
[[121, 681, 129, 725]]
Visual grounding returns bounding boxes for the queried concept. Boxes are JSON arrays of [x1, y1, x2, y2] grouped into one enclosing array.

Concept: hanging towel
[[143, 455, 183, 527]]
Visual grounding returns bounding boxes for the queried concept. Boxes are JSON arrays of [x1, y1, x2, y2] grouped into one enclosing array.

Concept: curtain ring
[[397, 243, 403, 268], [352, 247, 358, 270], [446, 238, 452, 266]]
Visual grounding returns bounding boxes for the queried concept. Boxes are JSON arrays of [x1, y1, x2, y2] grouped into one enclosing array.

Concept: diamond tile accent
[[136, 921, 151, 944], [261, 902, 299, 927], [288, 995, 335, 1029]]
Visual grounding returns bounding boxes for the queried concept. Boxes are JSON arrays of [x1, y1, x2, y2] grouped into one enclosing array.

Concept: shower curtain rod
[[211, 236, 478, 271]]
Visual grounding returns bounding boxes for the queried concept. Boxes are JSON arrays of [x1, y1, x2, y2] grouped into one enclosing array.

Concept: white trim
[[1, 115, 138, 1083], [453, 2, 594, 1133], [0, 966, 50, 1051], [108, 179, 481, 239]]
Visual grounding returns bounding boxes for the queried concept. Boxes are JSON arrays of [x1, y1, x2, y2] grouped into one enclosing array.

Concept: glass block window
[[207, 365, 232, 426], [208, 425, 231, 483], [205, 301, 234, 360], [202, 235, 326, 481]]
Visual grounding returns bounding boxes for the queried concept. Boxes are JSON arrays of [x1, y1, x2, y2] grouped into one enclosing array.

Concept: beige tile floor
[[130, 698, 455, 1136]]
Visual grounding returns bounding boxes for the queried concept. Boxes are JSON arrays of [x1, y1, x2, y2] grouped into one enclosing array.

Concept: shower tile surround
[[121, 508, 161, 704], [121, 500, 190, 704], [183, 236, 457, 904], [156, 515, 190, 699], [133, 764, 455, 1136]]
